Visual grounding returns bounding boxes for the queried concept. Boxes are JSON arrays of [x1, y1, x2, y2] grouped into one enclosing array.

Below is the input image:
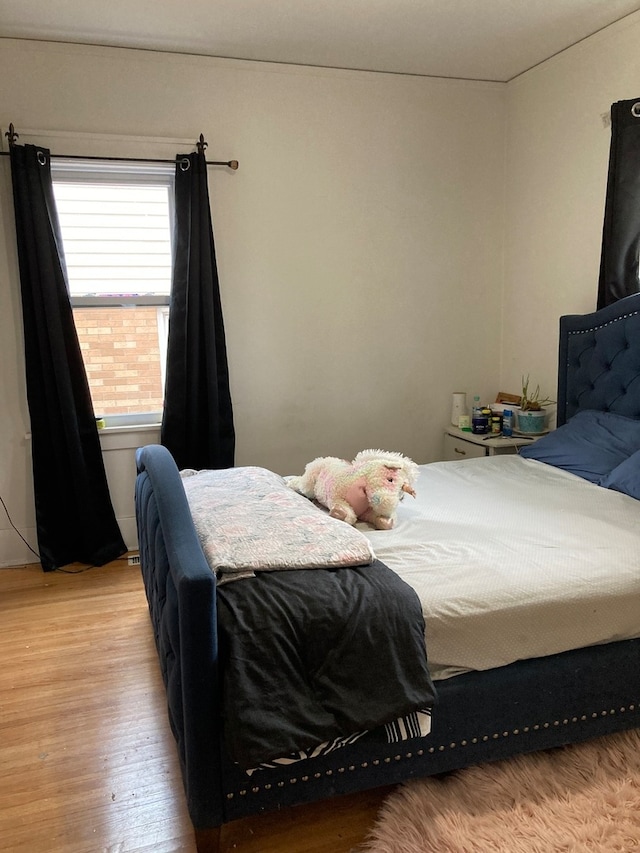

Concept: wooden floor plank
[[0, 562, 198, 853], [0, 562, 394, 852]]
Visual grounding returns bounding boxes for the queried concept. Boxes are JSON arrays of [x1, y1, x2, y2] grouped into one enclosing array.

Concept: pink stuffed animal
[[288, 449, 418, 530]]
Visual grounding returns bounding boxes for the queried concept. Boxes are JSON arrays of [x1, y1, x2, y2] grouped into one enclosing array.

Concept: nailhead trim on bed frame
[[566, 308, 640, 335], [558, 303, 640, 426], [224, 703, 637, 799]]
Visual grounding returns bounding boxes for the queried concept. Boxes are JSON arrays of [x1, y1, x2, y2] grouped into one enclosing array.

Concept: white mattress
[[360, 455, 640, 681]]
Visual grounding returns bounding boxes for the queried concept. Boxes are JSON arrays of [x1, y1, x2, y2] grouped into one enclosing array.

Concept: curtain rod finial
[[229, 160, 239, 170], [5, 122, 19, 147], [196, 133, 208, 155]]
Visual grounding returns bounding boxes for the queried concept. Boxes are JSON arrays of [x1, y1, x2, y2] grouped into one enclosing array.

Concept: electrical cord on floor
[[0, 493, 98, 573], [0, 493, 41, 563], [54, 564, 97, 574]]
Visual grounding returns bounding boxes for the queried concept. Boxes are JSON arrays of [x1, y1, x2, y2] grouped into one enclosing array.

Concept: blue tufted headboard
[[557, 293, 640, 427]]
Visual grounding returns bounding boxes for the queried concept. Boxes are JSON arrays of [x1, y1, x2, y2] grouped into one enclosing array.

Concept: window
[[51, 159, 175, 426]]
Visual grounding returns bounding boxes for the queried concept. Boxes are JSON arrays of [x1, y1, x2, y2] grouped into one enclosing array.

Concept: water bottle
[[502, 409, 513, 436], [472, 396, 488, 434]]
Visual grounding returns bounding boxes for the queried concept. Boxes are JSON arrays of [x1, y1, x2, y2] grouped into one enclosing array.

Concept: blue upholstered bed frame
[[135, 294, 640, 850], [558, 293, 640, 425]]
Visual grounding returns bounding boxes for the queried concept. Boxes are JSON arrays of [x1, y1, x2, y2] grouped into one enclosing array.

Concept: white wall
[[4, 8, 640, 567], [502, 11, 640, 405], [0, 39, 505, 565]]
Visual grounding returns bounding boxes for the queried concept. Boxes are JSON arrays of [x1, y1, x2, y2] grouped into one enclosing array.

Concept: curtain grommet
[[37, 150, 47, 166], [179, 157, 191, 172], [631, 102, 640, 118]]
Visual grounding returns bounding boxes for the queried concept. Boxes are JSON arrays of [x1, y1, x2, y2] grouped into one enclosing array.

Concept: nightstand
[[443, 426, 540, 461]]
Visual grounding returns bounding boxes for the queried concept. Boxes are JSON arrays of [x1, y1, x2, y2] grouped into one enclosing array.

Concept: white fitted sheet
[[360, 455, 640, 681]]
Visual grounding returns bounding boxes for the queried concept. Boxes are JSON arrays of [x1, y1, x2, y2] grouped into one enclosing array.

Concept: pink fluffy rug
[[362, 728, 640, 852]]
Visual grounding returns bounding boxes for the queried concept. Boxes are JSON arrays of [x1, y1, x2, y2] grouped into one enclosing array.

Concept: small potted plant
[[515, 375, 552, 434]]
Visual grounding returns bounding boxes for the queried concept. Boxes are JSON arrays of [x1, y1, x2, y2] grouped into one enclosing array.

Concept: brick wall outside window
[[73, 306, 164, 415]]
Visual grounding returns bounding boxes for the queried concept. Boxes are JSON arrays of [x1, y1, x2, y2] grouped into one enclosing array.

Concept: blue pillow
[[599, 449, 640, 500], [519, 409, 640, 483]]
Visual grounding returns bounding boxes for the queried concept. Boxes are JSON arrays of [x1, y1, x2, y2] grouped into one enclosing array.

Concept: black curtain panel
[[597, 98, 640, 309], [9, 144, 126, 571], [161, 151, 235, 470]]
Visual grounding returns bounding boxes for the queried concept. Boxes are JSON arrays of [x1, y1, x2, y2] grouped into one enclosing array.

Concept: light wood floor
[[0, 560, 394, 853]]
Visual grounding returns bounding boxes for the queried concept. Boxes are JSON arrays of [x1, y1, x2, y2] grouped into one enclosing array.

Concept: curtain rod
[[2, 125, 239, 170]]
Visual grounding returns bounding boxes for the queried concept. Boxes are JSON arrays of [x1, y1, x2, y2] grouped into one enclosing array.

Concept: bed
[[135, 294, 640, 852]]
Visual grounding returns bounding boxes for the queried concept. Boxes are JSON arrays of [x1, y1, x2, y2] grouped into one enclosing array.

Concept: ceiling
[[2, 0, 640, 83]]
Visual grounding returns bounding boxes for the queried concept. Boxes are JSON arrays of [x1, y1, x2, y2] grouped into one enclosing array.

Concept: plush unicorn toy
[[288, 449, 418, 530]]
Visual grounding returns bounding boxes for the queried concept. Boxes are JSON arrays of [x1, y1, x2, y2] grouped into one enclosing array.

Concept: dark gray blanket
[[217, 560, 436, 767]]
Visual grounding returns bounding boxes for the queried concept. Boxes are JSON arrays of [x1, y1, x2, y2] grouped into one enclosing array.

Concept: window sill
[[98, 422, 162, 434], [98, 423, 161, 452]]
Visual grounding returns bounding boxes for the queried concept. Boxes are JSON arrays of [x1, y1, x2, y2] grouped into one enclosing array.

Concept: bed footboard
[[135, 444, 223, 829]]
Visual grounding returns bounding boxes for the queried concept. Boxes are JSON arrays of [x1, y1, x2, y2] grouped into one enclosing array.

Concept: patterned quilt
[[181, 466, 375, 584]]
